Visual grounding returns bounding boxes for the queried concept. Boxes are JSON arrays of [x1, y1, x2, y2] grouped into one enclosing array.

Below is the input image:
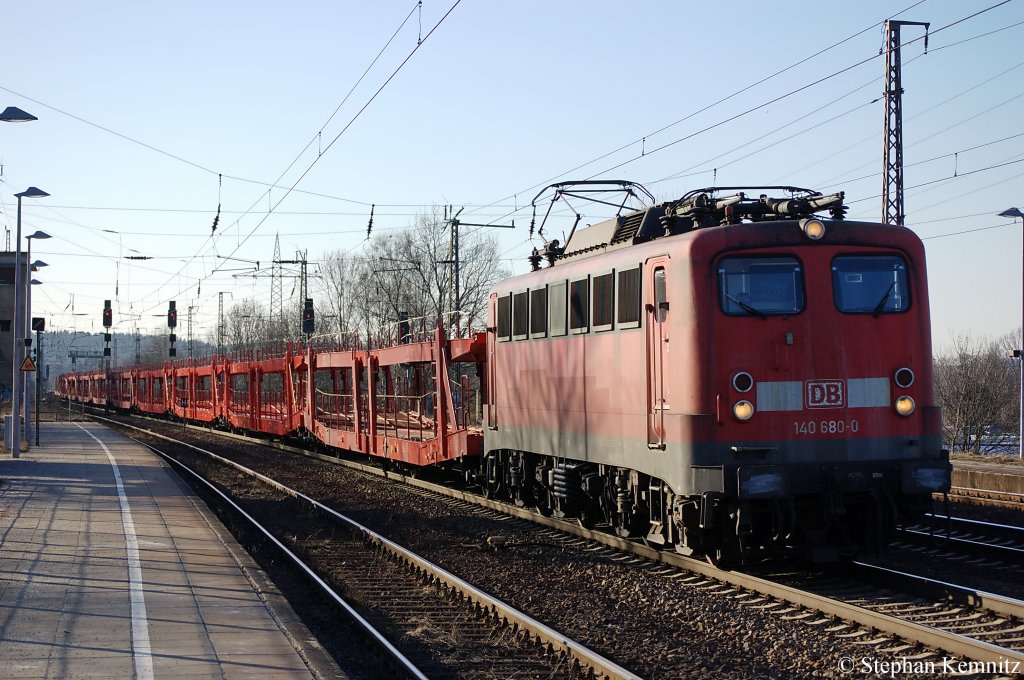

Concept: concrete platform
[[0, 421, 343, 679], [952, 457, 1024, 497]]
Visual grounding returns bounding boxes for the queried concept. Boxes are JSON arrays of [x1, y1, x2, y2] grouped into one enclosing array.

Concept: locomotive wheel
[[705, 549, 728, 568], [481, 453, 502, 499], [703, 532, 743, 568], [482, 477, 499, 499], [613, 512, 646, 539], [578, 506, 599, 530]]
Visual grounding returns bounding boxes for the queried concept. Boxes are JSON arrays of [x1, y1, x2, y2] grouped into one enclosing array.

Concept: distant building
[[0, 252, 33, 403]]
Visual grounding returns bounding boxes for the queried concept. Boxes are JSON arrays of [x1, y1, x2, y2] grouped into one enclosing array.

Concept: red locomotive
[[57, 182, 950, 563]]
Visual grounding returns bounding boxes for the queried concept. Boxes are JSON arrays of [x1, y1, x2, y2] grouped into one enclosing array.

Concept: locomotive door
[[486, 294, 497, 429], [645, 259, 670, 449]]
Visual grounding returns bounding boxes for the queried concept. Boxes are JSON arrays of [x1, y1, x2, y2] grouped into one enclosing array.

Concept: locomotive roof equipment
[[529, 182, 847, 268]]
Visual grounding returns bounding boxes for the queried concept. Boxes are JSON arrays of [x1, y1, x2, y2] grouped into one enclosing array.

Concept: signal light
[[398, 310, 411, 344], [168, 301, 177, 329], [102, 299, 112, 328], [302, 298, 314, 334]]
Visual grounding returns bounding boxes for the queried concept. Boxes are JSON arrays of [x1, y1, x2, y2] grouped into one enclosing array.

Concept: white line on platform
[[76, 423, 155, 680]]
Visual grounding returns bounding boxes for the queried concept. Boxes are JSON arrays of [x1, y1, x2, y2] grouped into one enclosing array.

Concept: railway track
[[91, 412, 1024, 674], [118, 422, 639, 680], [894, 514, 1024, 564], [943, 486, 1024, 510]]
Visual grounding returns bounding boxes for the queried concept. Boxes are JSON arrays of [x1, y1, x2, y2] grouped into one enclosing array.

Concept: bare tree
[[223, 297, 269, 352], [318, 207, 510, 340], [139, 334, 167, 366], [319, 252, 361, 337], [934, 329, 1021, 454]]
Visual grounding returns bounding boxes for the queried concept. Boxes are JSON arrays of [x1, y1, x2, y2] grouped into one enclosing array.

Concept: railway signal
[[102, 300, 112, 359], [302, 298, 314, 335], [398, 310, 410, 344], [168, 301, 177, 357]]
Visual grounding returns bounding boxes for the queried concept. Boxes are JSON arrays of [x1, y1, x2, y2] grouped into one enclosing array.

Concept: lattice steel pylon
[[882, 19, 928, 226], [218, 291, 225, 354], [270, 233, 283, 337]]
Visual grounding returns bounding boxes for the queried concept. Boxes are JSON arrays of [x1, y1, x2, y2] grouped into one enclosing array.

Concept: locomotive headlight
[[895, 395, 915, 416], [800, 218, 826, 240], [733, 400, 755, 421], [894, 367, 915, 388], [732, 371, 754, 393]]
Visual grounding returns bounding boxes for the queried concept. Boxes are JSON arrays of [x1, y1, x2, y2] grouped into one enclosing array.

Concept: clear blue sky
[[1, 0, 1021, 352]]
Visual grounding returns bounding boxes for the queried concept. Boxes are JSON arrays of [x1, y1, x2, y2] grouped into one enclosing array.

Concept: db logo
[[806, 380, 845, 408]]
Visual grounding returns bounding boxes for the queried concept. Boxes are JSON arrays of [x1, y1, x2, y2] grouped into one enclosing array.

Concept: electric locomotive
[[482, 182, 949, 563]]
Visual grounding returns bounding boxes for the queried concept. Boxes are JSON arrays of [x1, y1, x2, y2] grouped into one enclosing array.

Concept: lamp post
[[10, 188, 49, 458], [2, 107, 37, 457], [999, 208, 1024, 460], [23, 232, 50, 443], [35, 319, 44, 446]]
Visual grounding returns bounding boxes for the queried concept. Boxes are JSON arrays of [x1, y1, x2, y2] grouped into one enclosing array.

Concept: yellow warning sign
[[20, 356, 36, 372]]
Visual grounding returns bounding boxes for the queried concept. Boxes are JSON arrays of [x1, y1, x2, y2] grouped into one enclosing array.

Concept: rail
[[128, 435, 429, 680]]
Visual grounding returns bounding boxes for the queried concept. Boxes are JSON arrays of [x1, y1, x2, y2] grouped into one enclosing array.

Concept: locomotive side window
[[592, 271, 614, 331], [718, 256, 805, 316], [512, 291, 529, 340], [832, 255, 910, 314], [570, 277, 590, 333], [549, 281, 568, 337], [530, 286, 548, 337], [617, 266, 642, 328], [654, 268, 668, 322], [497, 294, 512, 341]]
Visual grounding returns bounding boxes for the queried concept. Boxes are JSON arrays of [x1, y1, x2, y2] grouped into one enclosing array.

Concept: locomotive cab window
[[832, 254, 910, 314], [654, 268, 668, 322], [718, 256, 805, 317]]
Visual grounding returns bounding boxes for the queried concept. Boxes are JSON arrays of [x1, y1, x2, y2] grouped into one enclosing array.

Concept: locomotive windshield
[[718, 256, 805, 317], [831, 255, 910, 314]]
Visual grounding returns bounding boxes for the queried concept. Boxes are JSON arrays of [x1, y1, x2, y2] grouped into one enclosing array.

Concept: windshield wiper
[[726, 293, 768, 319], [873, 281, 897, 317]]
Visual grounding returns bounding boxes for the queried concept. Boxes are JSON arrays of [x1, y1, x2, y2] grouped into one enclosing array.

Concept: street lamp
[[999, 207, 1024, 460], [1, 106, 37, 122], [24, 231, 50, 443], [10, 187, 49, 458]]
